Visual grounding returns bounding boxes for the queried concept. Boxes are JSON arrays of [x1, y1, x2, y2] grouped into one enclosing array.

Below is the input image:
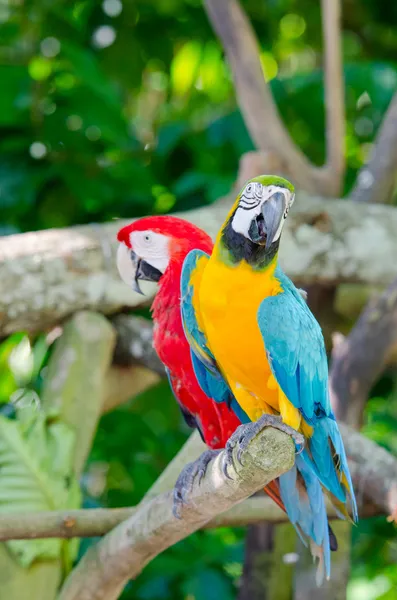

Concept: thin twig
[[0, 496, 378, 543]]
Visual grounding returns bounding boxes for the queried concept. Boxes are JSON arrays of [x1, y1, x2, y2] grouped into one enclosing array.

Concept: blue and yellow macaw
[[180, 175, 358, 584]]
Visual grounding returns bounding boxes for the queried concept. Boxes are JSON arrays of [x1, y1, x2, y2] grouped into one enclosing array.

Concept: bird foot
[[173, 449, 221, 518], [222, 414, 305, 479]]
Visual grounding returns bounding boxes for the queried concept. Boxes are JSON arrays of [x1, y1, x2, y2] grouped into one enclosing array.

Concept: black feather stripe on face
[[221, 211, 279, 268]]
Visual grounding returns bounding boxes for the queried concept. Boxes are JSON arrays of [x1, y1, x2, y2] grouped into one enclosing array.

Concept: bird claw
[[222, 414, 305, 478], [172, 449, 220, 519], [222, 424, 247, 479]]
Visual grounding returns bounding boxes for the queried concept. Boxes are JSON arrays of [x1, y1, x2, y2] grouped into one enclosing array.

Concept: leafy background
[[1, 0, 397, 598]]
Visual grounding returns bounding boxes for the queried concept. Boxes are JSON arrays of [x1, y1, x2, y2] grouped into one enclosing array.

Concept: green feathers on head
[[240, 175, 295, 195]]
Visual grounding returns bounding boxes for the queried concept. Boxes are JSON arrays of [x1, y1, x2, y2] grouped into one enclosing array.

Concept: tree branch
[[111, 314, 164, 374], [58, 427, 296, 600], [330, 276, 397, 427], [350, 92, 397, 204], [321, 0, 345, 194], [0, 494, 379, 544], [41, 311, 116, 476], [143, 430, 206, 500], [203, 0, 324, 195], [340, 423, 397, 519], [102, 365, 160, 414], [2, 191, 397, 338], [0, 422, 389, 543], [238, 522, 295, 600]]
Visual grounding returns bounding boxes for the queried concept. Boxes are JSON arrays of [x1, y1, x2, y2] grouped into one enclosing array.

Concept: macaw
[[116, 216, 284, 513], [179, 175, 358, 584]]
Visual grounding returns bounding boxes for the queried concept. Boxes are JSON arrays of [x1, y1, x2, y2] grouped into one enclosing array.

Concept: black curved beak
[[130, 250, 162, 295], [248, 191, 286, 249]]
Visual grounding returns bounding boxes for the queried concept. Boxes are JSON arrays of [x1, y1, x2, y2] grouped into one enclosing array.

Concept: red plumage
[[117, 216, 285, 511]]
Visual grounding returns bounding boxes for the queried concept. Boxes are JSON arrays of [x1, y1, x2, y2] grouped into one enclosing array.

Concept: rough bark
[[111, 314, 164, 374], [2, 194, 397, 338], [58, 427, 296, 600], [41, 312, 116, 475], [350, 92, 397, 204], [330, 276, 397, 427]]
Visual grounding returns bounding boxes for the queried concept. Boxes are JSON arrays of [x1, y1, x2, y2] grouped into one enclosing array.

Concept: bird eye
[[143, 233, 151, 243]]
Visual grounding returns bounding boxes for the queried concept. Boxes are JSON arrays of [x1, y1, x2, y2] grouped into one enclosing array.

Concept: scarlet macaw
[[179, 176, 357, 583], [116, 216, 284, 512]]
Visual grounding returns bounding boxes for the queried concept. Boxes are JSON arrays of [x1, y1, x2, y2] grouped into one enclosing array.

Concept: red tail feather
[[264, 480, 286, 514]]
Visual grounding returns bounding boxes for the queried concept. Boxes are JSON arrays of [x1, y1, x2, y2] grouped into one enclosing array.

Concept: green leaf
[[0, 414, 81, 567]]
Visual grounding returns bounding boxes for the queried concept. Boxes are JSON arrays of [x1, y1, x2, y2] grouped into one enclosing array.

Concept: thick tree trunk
[[294, 522, 351, 600], [238, 523, 274, 600], [238, 522, 295, 600]]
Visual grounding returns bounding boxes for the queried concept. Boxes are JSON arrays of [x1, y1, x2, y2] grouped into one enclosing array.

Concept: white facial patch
[[116, 230, 171, 290], [130, 230, 170, 273], [231, 182, 294, 242]]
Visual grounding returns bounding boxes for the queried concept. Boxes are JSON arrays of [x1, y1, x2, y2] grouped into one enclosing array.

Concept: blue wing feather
[[258, 268, 357, 517], [190, 350, 229, 405], [257, 269, 330, 423], [180, 250, 251, 427], [180, 249, 218, 373]]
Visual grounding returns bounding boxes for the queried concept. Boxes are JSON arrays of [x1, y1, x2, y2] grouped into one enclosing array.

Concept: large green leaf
[[0, 414, 81, 567]]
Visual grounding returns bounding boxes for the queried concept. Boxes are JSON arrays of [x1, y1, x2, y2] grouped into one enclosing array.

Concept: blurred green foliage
[[1, 0, 397, 236], [1, 0, 397, 598]]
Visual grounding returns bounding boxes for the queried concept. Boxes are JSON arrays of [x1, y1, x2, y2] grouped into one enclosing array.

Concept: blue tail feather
[[279, 455, 331, 583], [306, 417, 358, 522]]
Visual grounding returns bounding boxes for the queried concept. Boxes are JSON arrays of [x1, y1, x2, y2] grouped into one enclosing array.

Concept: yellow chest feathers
[[199, 253, 281, 317]]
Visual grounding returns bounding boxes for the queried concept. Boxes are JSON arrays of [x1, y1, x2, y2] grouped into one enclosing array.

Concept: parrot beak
[[130, 250, 163, 295], [248, 191, 286, 249]]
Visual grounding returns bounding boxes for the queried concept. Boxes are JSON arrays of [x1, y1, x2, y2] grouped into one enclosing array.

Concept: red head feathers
[[117, 215, 213, 254]]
